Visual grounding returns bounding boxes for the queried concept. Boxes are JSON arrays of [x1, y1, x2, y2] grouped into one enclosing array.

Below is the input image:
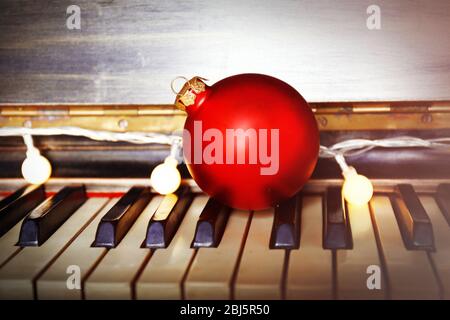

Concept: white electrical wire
[[319, 136, 450, 174], [1, 127, 450, 165], [319, 136, 450, 159], [22, 133, 35, 151], [0, 126, 182, 145], [2, 126, 450, 203]]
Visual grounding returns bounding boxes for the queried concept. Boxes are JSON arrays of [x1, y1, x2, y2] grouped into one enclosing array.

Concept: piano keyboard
[[1, 180, 450, 300]]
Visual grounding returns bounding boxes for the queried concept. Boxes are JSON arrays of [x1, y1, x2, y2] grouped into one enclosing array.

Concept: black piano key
[[323, 187, 352, 249], [191, 198, 231, 248], [391, 184, 434, 250], [93, 186, 151, 248], [0, 185, 46, 238], [269, 195, 301, 249], [17, 185, 87, 247], [436, 183, 450, 227], [144, 186, 194, 248]]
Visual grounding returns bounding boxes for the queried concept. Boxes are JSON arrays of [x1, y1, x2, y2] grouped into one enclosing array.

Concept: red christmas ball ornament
[[175, 74, 319, 210]]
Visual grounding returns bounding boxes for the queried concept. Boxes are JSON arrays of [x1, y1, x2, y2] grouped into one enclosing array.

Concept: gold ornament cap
[[172, 76, 207, 111]]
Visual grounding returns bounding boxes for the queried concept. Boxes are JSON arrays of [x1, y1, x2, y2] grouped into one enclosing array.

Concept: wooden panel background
[[0, 0, 449, 104]]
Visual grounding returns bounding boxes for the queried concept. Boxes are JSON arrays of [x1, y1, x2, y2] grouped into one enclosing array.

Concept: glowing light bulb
[[21, 150, 52, 185], [150, 156, 181, 195], [342, 167, 373, 206]]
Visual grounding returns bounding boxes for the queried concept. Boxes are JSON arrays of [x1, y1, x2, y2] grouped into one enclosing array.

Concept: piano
[[1, 0, 450, 302], [1, 102, 450, 300]]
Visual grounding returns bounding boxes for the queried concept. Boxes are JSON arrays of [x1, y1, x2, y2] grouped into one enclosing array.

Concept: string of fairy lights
[[1, 126, 450, 206]]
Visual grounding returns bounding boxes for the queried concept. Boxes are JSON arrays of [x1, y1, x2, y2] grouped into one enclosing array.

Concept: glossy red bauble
[[178, 74, 319, 210]]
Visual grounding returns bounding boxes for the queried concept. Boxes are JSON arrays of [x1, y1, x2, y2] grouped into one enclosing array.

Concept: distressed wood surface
[[0, 0, 449, 104]]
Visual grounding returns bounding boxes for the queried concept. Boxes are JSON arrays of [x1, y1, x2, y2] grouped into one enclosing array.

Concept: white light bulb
[[342, 167, 373, 206], [150, 156, 181, 195], [21, 150, 52, 185]]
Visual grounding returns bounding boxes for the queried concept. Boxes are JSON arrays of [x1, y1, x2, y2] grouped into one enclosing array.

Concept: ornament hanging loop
[[170, 76, 190, 95], [171, 76, 208, 112]]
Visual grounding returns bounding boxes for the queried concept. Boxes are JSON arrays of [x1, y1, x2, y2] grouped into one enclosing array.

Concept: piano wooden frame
[[1, 101, 450, 132]]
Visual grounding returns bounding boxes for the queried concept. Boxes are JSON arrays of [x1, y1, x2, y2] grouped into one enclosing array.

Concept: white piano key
[[0, 217, 23, 267], [0, 198, 108, 299], [286, 196, 332, 300], [84, 196, 163, 300], [0, 195, 22, 267], [336, 203, 386, 299], [36, 198, 118, 299], [370, 196, 440, 299], [136, 195, 209, 300], [420, 196, 450, 299], [234, 208, 285, 300], [184, 209, 250, 299]]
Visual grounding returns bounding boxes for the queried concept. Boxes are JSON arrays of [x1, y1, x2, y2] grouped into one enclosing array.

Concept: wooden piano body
[[1, 0, 450, 300]]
